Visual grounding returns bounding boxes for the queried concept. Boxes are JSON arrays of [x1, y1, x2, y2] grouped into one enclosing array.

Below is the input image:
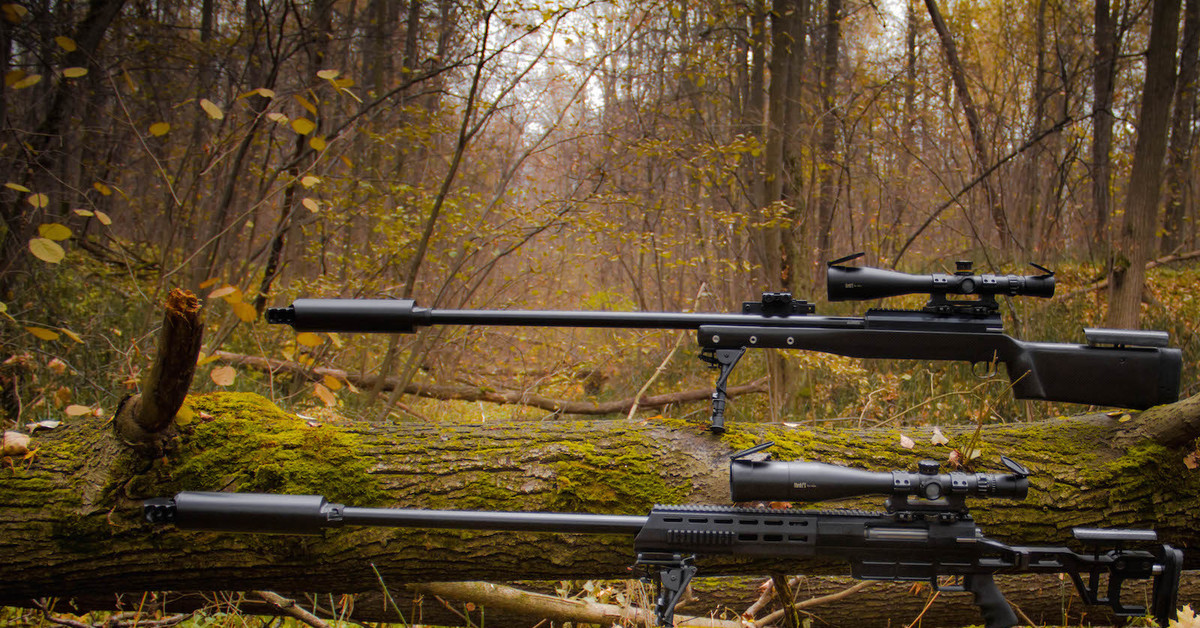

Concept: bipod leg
[[635, 552, 697, 626], [699, 347, 745, 433]]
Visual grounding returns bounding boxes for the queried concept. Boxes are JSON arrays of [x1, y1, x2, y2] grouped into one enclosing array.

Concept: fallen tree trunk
[[212, 350, 769, 415], [1, 391, 1198, 625]]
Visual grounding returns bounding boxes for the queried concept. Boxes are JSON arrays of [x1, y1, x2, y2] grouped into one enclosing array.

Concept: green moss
[[161, 392, 384, 506], [548, 439, 687, 513]]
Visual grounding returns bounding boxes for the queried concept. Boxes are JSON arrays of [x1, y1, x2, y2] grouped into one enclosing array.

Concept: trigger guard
[[972, 361, 998, 379]]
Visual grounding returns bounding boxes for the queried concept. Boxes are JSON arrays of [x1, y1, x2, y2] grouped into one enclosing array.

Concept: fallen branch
[[214, 350, 769, 415], [1063, 249, 1200, 297], [253, 591, 330, 628], [411, 581, 745, 627]]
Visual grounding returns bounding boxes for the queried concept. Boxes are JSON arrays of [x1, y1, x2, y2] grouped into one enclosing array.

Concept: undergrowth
[[2, 258, 1198, 433]]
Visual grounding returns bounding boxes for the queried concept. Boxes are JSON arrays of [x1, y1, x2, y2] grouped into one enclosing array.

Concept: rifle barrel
[[341, 507, 647, 534], [269, 299, 864, 334]]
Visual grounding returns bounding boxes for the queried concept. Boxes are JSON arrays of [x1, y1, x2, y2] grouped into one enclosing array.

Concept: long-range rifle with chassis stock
[[144, 445, 1184, 628], [266, 255, 1182, 432]]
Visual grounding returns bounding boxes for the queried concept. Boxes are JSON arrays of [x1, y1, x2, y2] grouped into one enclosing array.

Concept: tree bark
[[112, 290, 203, 447], [1092, 0, 1121, 257], [2, 390, 1198, 620], [814, 0, 842, 276], [1107, 0, 1183, 329], [1160, 0, 1200, 255]]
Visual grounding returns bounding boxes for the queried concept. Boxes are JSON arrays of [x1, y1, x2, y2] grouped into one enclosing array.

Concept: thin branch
[[254, 591, 331, 628]]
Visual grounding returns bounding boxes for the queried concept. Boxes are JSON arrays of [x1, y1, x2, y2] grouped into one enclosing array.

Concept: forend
[[827, 253, 1055, 305]]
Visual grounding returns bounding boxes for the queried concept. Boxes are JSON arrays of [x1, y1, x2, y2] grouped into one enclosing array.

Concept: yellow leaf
[[38, 223, 71, 241], [300, 175, 320, 188], [29, 238, 64, 264], [291, 117, 316, 135], [60, 328, 83, 343], [200, 98, 224, 120], [309, 135, 327, 151], [198, 277, 221, 289], [174, 405, 195, 425], [94, 210, 112, 225], [340, 156, 354, 168], [149, 122, 170, 136], [267, 112, 288, 124], [231, 301, 257, 323], [12, 73, 40, 89], [64, 404, 91, 416], [333, 77, 355, 89], [301, 197, 320, 212], [5, 182, 29, 192], [27, 193, 48, 208], [256, 87, 276, 98], [294, 94, 317, 114], [61, 67, 87, 78], [196, 352, 219, 366], [316, 69, 340, 80], [322, 374, 343, 391], [210, 365, 236, 386], [92, 182, 112, 196], [221, 287, 244, 304], [2, 3, 28, 24], [208, 286, 235, 299], [295, 332, 323, 347], [313, 382, 336, 407], [74, 209, 93, 217], [25, 326, 60, 341], [54, 36, 77, 52]]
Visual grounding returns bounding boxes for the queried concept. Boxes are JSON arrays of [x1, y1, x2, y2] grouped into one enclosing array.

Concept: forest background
[[3, 0, 1200, 443]]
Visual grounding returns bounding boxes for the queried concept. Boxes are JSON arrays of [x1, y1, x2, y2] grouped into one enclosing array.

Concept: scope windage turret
[[826, 259, 1055, 302], [729, 458, 1029, 504]]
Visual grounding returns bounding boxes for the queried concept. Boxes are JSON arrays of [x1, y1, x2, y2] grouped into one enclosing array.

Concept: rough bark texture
[[1107, 0, 1183, 328], [2, 390, 1199, 624], [111, 289, 203, 447]]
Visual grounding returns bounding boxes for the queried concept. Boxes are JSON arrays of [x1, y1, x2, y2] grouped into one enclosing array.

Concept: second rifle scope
[[730, 458, 1029, 503], [827, 260, 1055, 302]]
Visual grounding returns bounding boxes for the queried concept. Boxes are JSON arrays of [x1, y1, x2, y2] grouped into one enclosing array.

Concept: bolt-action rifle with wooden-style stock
[[266, 255, 1182, 432], [144, 445, 1184, 628]]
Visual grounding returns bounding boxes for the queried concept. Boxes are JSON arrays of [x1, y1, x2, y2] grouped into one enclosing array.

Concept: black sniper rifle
[[144, 445, 1184, 628], [266, 255, 1182, 432]]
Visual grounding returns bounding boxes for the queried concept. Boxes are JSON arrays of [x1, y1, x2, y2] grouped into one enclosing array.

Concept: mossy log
[[1, 391, 1198, 625]]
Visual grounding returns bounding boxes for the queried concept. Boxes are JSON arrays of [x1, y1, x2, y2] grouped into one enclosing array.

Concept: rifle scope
[[730, 457, 1029, 504], [827, 257, 1054, 302]]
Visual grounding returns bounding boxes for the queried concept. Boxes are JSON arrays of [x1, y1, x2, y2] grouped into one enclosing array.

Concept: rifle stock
[[699, 325, 1182, 410]]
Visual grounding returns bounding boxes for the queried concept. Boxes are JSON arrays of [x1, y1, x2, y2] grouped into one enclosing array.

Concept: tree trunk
[[1160, 0, 1200, 255], [923, 0, 1010, 251], [1107, 0, 1183, 329], [814, 0, 842, 277], [2, 390, 1198, 621], [1092, 0, 1120, 258]]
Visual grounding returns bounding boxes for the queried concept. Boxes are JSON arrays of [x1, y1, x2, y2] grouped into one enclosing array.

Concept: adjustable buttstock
[[1007, 340, 1182, 409]]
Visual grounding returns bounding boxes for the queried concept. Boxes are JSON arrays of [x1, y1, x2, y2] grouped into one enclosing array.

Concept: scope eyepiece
[[826, 260, 1055, 303], [729, 458, 1029, 504]]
